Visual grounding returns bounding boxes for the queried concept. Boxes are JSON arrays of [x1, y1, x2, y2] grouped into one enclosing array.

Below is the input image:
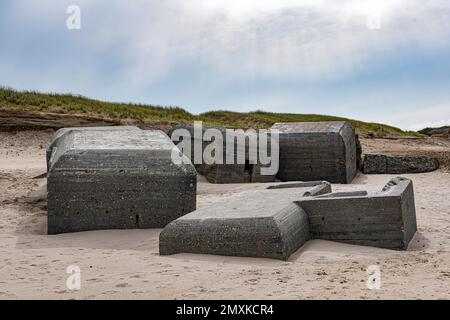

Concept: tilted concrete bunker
[[160, 177, 417, 260], [47, 127, 196, 234], [160, 182, 331, 260], [298, 177, 417, 250], [272, 122, 357, 184]]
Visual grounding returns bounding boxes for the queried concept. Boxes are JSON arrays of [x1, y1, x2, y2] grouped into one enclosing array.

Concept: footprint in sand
[[116, 283, 129, 288]]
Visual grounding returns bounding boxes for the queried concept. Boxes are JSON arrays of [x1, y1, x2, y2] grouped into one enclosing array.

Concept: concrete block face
[[47, 128, 196, 234], [355, 134, 363, 170], [272, 122, 357, 184], [167, 124, 276, 183], [196, 163, 276, 184], [297, 177, 417, 250], [275, 203, 311, 260], [388, 177, 417, 248], [340, 122, 358, 183], [362, 154, 439, 174], [160, 186, 318, 260]]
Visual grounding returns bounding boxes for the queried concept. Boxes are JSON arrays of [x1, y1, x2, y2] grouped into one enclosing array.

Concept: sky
[[1, 0, 450, 130]]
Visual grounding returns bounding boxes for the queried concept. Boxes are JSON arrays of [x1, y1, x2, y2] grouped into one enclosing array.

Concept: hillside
[[418, 126, 450, 137], [0, 87, 421, 137]]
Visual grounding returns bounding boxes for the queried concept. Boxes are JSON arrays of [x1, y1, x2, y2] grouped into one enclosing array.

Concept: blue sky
[[1, 0, 450, 130]]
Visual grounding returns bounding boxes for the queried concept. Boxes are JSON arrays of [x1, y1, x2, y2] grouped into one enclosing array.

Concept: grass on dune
[[0, 87, 422, 137], [418, 126, 450, 136], [0, 87, 194, 122]]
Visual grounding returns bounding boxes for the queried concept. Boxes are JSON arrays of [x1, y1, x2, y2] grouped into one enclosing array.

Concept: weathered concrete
[[362, 154, 439, 174], [298, 177, 417, 250], [160, 182, 330, 260], [46, 126, 140, 171], [160, 177, 417, 259], [168, 124, 276, 183], [267, 181, 332, 196], [271, 122, 357, 184], [355, 134, 363, 170], [47, 128, 196, 234]]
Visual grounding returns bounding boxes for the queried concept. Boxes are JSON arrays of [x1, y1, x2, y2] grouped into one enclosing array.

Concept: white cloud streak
[[4, 0, 450, 85], [77, 0, 450, 84], [379, 103, 450, 131]]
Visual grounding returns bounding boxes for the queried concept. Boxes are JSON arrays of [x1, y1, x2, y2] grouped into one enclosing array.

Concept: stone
[[160, 177, 417, 260], [362, 154, 439, 174], [271, 122, 357, 184], [47, 127, 196, 234]]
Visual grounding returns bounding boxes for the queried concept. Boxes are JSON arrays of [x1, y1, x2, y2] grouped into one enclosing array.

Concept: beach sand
[[1, 130, 449, 299]]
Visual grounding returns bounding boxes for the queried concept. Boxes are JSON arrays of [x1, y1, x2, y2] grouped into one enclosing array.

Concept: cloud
[[76, 0, 450, 84], [379, 103, 450, 131], [6, 0, 447, 86]]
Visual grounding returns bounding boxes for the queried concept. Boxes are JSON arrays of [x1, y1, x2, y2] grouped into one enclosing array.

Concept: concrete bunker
[[160, 181, 331, 260], [160, 177, 417, 260], [47, 127, 197, 234], [297, 177, 417, 250], [272, 121, 357, 184], [168, 124, 276, 184]]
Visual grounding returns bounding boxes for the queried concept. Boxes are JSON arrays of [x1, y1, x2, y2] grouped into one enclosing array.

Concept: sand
[[0, 130, 449, 299]]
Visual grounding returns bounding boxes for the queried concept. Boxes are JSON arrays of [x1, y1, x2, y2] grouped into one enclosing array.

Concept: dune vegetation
[[0, 87, 422, 137]]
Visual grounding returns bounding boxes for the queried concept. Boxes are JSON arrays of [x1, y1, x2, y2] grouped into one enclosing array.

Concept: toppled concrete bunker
[[272, 122, 357, 184], [297, 177, 417, 250], [160, 181, 331, 260], [160, 177, 417, 260], [47, 127, 196, 234]]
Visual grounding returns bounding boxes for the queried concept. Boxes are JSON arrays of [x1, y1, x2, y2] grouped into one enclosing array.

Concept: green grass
[[0, 87, 422, 137]]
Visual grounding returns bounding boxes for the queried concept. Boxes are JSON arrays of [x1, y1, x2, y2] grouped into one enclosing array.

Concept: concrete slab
[[272, 122, 357, 183], [46, 126, 140, 171], [159, 182, 330, 260], [47, 128, 197, 234]]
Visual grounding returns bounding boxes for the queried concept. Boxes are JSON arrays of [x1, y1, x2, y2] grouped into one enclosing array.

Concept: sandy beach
[[1, 130, 449, 299]]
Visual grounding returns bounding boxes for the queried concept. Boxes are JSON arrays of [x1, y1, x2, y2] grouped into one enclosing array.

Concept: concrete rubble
[[45, 124, 418, 261], [362, 154, 439, 174]]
